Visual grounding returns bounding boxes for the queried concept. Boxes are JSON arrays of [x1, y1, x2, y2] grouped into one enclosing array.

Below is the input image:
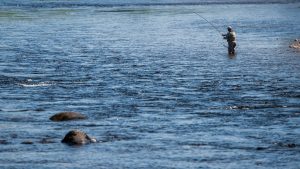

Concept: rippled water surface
[[0, 1, 300, 168]]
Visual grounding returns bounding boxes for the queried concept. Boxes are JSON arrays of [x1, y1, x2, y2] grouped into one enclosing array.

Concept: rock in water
[[50, 112, 86, 121], [62, 130, 96, 145], [0, 140, 9, 144], [21, 140, 34, 144], [289, 39, 300, 49]]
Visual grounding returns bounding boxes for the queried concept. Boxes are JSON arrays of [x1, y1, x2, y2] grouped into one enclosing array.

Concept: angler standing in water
[[222, 26, 237, 55]]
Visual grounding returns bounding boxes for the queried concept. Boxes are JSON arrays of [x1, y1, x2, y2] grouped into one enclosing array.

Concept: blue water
[[0, 1, 300, 168]]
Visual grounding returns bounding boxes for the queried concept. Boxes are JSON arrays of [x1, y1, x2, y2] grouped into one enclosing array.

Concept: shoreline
[[1, 0, 300, 8]]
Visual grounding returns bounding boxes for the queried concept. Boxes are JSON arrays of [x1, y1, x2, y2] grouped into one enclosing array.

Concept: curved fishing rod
[[193, 12, 227, 48], [193, 12, 223, 36]]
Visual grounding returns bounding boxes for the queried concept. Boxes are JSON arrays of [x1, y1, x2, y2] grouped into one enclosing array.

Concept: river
[[0, 1, 300, 168]]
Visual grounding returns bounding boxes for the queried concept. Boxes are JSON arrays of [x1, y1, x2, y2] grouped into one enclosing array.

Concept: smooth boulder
[[62, 130, 96, 145], [50, 112, 86, 121]]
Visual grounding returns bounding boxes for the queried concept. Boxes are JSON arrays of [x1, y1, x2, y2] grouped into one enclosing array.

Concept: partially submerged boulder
[[289, 39, 300, 49], [50, 112, 87, 121], [62, 130, 96, 145]]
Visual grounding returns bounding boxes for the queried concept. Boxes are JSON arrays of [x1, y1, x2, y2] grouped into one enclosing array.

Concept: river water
[[0, 1, 300, 168]]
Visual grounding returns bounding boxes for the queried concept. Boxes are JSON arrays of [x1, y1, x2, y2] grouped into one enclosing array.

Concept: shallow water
[[0, 1, 300, 169]]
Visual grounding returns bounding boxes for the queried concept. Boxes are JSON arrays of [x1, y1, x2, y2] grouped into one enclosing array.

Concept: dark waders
[[228, 41, 236, 55]]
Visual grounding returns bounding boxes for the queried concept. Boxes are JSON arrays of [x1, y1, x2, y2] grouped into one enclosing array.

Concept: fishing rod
[[193, 12, 227, 48], [193, 12, 223, 36]]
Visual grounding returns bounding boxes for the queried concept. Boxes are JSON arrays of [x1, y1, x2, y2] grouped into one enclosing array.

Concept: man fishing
[[193, 13, 237, 54], [222, 26, 237, 55]]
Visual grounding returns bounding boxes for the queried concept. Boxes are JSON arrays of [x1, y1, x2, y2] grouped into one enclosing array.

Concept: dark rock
[[256, 147, 267, 150], [21, 140, 34, 144], [50, 112, 87, 121], [287, 143, 296, 148], [0, 140, 9, 144], [61, 130, 96, 145], [255, 161, 263, 165], [274, 142, 297, 148], [35, 108, 45, 112]]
